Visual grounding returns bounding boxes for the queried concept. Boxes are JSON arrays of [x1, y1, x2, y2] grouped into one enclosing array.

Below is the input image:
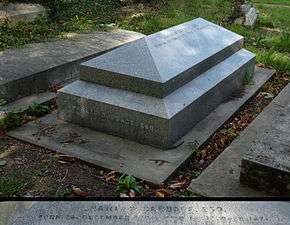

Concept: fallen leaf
[[105, 175, 116, 182], [72, 186, 89, 197], [129, 189, 136, 197], [103, 170, 116, 181], [169, 181, 186, 189], [155, 188, 171, 197], [155, 191, 165, 198]]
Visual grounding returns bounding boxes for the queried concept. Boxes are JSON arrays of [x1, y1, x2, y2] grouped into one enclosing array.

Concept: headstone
[[235, 1, 259, 27], [5, 201, 290, 225], [244, 7, 259, 27], [0, 3, 47, 23], [58, 18, 255, 149]]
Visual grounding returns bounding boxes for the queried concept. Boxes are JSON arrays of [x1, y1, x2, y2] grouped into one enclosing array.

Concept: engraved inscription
[[32, 203, 288, 225], [81, 106, 155, 132]]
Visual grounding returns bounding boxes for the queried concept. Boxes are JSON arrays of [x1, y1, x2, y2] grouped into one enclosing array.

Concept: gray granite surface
[[0, 29, 144, 102], [9, 67, 274, 185], [5, 201, 290, 225], [80, 18, 243, 97], [58, 49, 255, 149]]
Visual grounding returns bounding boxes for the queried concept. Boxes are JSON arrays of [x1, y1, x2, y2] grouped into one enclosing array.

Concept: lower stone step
[[58, 49, 255, 149], [240, 95, 290, 195]]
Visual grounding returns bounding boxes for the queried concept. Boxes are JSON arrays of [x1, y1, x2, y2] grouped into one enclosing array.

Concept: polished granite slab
[[80, 18, 244, 98]]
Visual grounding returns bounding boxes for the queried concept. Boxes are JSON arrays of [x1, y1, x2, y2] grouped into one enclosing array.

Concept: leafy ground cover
[[0, 0, 289, 197], [0, 0, 119, 50]]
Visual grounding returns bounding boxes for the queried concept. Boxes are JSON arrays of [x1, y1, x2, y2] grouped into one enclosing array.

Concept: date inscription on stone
[[8, 202, 290, 225]]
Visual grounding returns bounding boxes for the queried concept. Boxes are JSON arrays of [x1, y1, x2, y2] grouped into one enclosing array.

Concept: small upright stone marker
[[58, 18, 255, 149]]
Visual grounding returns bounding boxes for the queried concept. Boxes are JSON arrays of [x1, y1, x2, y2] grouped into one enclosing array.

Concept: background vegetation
[[0, 0, 289, 73]]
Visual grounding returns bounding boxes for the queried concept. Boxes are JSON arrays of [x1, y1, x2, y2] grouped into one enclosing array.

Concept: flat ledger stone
[[9, 67, 274, 185], [5, 201, 290, 225]]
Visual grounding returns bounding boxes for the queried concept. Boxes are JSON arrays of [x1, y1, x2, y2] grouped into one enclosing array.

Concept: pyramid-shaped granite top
[[80, 18, 244, 97]]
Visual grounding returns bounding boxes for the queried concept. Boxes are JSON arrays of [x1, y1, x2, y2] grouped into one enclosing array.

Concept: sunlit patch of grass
[[261, 32, 290, 53], [118, 0, 233, 35], [248, 47, 290, 73], [253, 0, 290, 6], [255, 5, 290, 30], [0, 0, 119, 51]]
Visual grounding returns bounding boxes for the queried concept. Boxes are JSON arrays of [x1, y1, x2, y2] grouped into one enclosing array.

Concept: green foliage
[[0, 0, 120, 51], [0, 168, 38, 196], [192, 170, 201, 178], [55, 186, 71, 197], [255, 49, 290, 72], [260, 30, 290, 53], [255, 4, 290, 30], [243, 70, 255, 86], [0, 99, 7, 107], [26, 102, 49, 117], [117, 175, 144, 194], [0, 110, 22, 130], [226, 128, 238, 138], [118, 0, 232, 34], [0, 179, 25, 196], [188, 140, 200, 156]]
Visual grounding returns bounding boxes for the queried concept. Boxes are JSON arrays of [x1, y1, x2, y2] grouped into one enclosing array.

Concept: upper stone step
[[80, 18, 244, 98]]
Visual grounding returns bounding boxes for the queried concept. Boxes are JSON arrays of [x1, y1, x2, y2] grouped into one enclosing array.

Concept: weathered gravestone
[[58, 18, 255, 149], [5, 201, 290, 225]]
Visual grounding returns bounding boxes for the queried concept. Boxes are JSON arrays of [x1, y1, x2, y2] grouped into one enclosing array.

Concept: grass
[[0, 0, 119, 51], [0, 168, 39, 196], [118, 0, 232, 34], [0, 102, 52, 131], [0, 0, 233, 50], [1, 0, 289, 75], [253, 0, 290, 6], [257, 5, 290, 30], [117, 175, 144, 195]]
